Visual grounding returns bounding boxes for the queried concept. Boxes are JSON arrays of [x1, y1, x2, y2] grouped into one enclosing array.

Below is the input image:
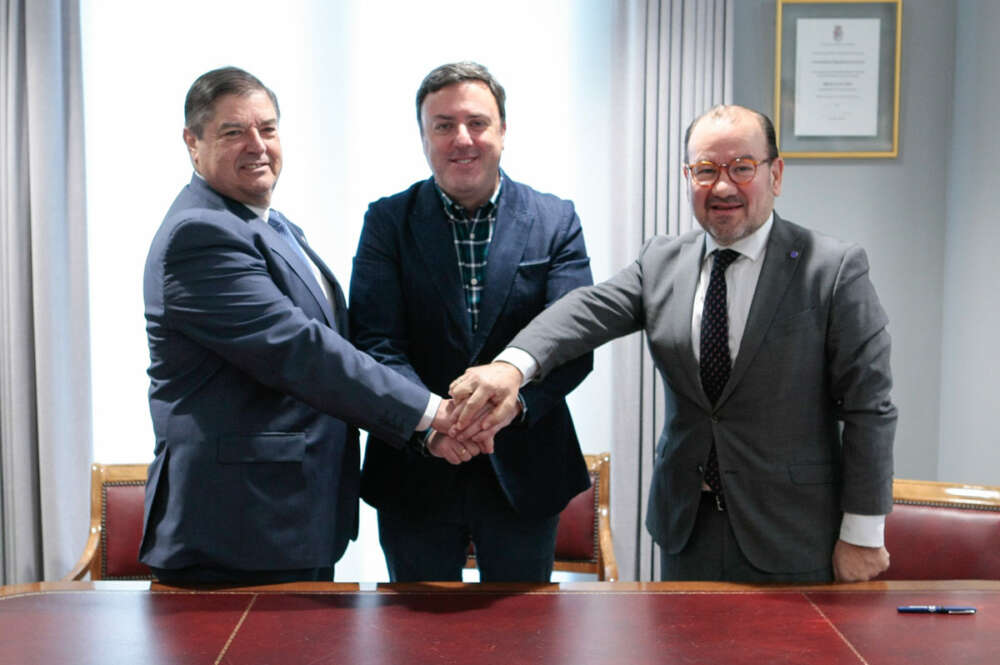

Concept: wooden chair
[[64, 463, 153, 581], [466, 452, 618, 581], [878, 478, 1000, 580]]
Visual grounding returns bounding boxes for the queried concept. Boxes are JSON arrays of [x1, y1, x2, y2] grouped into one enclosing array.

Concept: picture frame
[[774, 0, 902, 158]]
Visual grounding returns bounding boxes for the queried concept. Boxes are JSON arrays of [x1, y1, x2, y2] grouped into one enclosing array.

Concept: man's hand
[[832, 540, 890, 582], [428, 398, 497, 455], [448, 362, 523, 436], [425, 431, 481, 465], [430, 398, 457, 434]]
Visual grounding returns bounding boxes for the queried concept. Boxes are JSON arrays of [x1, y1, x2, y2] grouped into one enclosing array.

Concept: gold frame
[[774, 0, 902, 158]]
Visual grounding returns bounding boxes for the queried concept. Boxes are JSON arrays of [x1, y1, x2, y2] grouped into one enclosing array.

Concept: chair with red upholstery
[[64, 463, 153, 581], [467, 452, 618, 581], [878, 478, 1000, 580]]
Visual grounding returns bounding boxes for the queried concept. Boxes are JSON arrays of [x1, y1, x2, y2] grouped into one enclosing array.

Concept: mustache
[[707, 195, 744, 206]]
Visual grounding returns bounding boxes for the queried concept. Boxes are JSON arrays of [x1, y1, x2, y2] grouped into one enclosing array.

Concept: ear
[[499, 120, 506, 149], [182, 128, 199, 167], [770, 157, 784, 196]]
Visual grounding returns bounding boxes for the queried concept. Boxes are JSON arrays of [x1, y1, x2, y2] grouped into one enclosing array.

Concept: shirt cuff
[[495, 347, 539, 386], [839, 512, 886, 548], [416, 393, 442, 431]]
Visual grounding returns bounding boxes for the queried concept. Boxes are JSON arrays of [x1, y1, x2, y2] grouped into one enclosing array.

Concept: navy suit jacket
[[509, 214, 896, 574], [140, 175, 429, 571], [349, 174, 593, 519]]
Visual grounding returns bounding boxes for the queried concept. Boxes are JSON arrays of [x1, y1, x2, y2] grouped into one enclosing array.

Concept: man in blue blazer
[[140, 67, 458, 585], [450, 105, 897, 583], [349, 63, 594, 582]]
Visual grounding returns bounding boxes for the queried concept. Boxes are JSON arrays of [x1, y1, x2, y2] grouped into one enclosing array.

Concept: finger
[[471, 433, 495, 454], [451, 390, 496, 432], [479, 397, 519, 431], [470, 425, 501, 448], [450, 407, 492, 441]]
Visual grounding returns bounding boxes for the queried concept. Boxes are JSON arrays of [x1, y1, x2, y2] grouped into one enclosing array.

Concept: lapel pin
[[789, 250, 800, 259]]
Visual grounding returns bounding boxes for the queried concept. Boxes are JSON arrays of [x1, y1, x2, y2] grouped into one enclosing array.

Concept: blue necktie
[[267, 213, 313, 270], [700, 248, 740, 508]]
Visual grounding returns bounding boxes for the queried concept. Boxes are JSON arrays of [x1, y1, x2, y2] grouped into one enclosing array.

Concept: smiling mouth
[[709, 199, 743, 211], [452, 156, 478, 165]]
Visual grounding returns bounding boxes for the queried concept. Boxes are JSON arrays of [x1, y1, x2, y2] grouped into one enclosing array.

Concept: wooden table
[[2, 580, 996, 664]]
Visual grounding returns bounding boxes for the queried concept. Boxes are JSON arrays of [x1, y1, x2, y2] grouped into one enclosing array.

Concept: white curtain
[[0, 0, 92, 584], [610, 0, 733, 581]]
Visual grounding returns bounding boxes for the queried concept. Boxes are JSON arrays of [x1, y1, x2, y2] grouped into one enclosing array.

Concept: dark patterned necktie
[[700, 249, 740, 503]]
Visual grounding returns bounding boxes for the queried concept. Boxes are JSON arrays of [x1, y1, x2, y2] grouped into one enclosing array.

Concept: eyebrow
[[217, 118, 278, 131], [693, 153, 757, 162]]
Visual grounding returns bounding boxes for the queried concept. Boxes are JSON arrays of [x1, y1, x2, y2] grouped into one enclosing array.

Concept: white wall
[[938, 0, 1000, 484], [80, 0, 618, 581]]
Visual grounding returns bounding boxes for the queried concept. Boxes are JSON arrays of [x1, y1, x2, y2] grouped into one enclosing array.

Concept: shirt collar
[[193, 171, 271, 222], [434, 176, 502, 220], [246, 203, 270, 222], [704, 212, 774, 263]]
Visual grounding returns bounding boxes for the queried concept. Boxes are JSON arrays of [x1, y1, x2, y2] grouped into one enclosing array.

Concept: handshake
[[425, 362, 526, 465]]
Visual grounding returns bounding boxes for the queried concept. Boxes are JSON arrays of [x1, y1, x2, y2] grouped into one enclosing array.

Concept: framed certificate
[[774, 0, 901, 158]]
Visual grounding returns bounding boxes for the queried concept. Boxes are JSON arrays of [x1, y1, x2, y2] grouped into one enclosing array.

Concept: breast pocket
[[510, 257, 551, 314]]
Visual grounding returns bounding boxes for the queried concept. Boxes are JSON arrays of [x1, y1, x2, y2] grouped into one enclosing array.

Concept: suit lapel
[[473, 179, 530, 357], [266, 211, 338, 329], [187, 176, 341, 330], [670, 233, 713, 408], [721, 214, 803, 404], [409, 180, 473, 348], [296, 230, 348, 334]]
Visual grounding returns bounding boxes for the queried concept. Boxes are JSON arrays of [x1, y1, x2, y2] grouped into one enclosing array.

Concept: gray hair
[[184, 66, 280, 139]]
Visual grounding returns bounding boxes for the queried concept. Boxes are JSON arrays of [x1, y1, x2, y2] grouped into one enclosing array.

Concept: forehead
[[421, 81, 500, 120], [208, 91, 277, 125], [688, 113, 767, 160]]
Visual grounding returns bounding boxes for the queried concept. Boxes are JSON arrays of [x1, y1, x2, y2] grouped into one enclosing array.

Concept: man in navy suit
[[140, 67, 468, 585], [348, 62, 594, 582]]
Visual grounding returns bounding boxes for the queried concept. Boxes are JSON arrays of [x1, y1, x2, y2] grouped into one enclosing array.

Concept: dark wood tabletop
[[2, 580, 997, 664]]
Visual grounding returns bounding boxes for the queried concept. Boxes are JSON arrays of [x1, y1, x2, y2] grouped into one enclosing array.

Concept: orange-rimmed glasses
[[684, 157, 774, 187]]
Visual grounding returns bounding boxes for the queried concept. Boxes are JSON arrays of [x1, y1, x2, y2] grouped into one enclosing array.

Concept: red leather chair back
[[880, 502, 1000, 580], [101, 481, 153, 579], [554, 478, 598, 562]]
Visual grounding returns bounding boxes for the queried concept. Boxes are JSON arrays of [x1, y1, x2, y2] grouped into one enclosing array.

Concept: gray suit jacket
[[509, 214, 896, 573]]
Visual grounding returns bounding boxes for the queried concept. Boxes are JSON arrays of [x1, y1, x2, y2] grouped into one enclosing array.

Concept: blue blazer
[[349, 174, 594, 519], [140, 175, 429, 571]]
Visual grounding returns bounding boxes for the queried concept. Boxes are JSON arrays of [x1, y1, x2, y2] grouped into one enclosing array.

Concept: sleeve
[[515, 202, 595, 428], [159, 216, 429, 446], [508, 240, 650, 379], [827, 244, 897, 516], [348, 201, 427, 389]]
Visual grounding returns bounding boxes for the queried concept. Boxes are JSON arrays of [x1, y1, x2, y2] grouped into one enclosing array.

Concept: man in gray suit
[[448, 105, 896, 583]]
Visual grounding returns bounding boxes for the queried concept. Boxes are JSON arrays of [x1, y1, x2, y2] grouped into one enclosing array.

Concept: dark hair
[[415, 62, 506, 131], [683, 105, 779, 162], [184, 67, 280, 139]]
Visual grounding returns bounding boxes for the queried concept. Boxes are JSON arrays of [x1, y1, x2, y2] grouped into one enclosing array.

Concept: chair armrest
[[598, 514, 618, 582], [62, 526, 100, 581]]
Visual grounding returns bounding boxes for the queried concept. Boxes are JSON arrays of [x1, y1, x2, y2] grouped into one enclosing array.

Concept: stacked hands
[[425, 362, 525, 465]]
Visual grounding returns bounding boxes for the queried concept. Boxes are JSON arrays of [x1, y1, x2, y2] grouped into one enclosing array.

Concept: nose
[[245, 127, 267, 153], [710, 169, 739, 196], [454, 123, 474, 147]]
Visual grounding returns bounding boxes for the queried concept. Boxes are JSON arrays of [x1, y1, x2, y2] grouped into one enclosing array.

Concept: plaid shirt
[[436, 181, 501, 332]]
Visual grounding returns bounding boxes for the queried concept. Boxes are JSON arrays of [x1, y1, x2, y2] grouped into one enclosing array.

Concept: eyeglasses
[[684, 157, 774, 187]]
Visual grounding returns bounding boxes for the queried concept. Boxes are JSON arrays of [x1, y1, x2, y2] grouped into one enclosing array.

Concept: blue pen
[[897, 605, 976, 615]]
